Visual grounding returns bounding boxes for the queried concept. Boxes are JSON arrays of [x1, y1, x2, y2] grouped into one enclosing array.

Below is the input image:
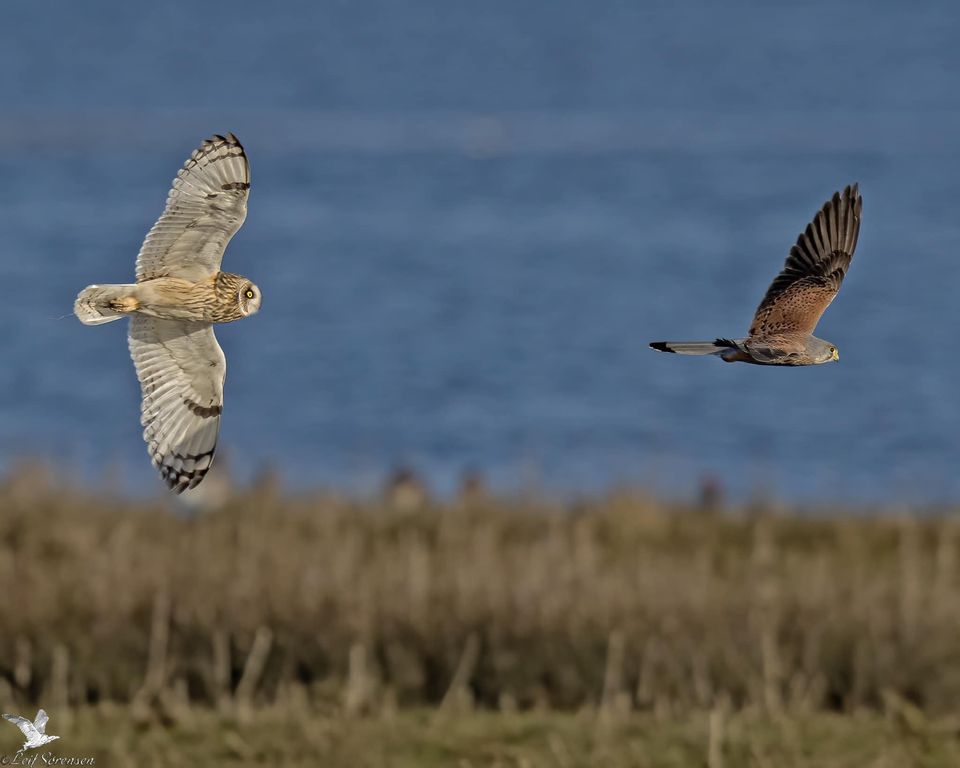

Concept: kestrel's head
[[239, 281, 262, 316], [808, 338, 839, 364]]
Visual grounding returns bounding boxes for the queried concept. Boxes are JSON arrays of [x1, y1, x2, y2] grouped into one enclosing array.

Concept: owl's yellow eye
[[245, 290, 254, 299]]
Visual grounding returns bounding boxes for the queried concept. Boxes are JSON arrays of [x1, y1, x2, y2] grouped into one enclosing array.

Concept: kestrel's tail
[[649, 339, 735, 355], [74, 284, 140, 325]]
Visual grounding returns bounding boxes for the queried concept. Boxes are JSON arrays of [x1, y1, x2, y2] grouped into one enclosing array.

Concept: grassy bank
[[0, 706, 958, 767], [0, 467, 958, 725]]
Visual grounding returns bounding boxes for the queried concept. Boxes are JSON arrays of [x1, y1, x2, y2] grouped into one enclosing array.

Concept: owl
[[74, 134, 260, 492]]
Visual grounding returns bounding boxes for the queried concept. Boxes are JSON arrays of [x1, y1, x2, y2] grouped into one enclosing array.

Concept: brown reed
[[0, 468, 955, 721]]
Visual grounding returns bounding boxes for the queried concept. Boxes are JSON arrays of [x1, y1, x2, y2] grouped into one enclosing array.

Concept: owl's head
[[239, 282, 262, 316]]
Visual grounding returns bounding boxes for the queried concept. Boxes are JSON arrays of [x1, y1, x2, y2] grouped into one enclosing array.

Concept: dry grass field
[[1, 465, 960, 765], [0, 706, 958, 767]]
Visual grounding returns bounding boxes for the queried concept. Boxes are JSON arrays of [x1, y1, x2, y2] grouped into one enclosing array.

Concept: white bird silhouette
[[2, 709, 59, 751]]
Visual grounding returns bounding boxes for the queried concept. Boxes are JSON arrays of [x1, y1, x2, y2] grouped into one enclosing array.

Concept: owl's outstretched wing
[[128, 317, 226, 493], [135, 133, 250, 283]]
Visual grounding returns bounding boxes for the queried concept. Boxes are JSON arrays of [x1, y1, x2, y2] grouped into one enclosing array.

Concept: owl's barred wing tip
[[155, 447, 217, 494], [160, 463, 212, 494], [204, 132, 241, 145], [200, 133, 245, 159]]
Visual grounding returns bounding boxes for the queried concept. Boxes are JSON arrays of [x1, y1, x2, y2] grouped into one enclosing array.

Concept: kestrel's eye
[[245, 290, 254, 299]]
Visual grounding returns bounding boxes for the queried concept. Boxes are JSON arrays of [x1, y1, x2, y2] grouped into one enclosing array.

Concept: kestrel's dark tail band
[[650, 339, 732, 355], [74, 284, 139, 326]]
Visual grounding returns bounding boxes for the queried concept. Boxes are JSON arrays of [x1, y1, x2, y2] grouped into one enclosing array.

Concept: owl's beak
[[831, 348, 840, 361]]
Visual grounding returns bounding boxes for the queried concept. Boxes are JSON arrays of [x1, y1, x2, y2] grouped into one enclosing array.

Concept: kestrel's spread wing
[[135, 133, 250, 283], [32, 710, 48, 735], [128, 316, 226, 493], [748, 184, 861, 340]]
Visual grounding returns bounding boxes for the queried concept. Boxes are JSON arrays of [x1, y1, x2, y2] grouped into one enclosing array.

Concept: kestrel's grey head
[[806, 338, 840, 364], [650, 184, 861, 366], [73, 133, 259, 493]]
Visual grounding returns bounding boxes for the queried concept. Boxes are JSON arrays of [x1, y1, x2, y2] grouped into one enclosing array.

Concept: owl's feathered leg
[[74, 284, 140, 325]]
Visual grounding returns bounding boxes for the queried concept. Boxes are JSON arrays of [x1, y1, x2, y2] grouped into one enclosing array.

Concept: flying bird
[[650, 184, 861, 365], [2, 710, 59, 752], [74, 134, 260, 492]]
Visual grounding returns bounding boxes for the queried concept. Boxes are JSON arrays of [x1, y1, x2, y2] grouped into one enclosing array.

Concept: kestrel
[[650, 184, 861, 365], [74, 134, 260, 492]]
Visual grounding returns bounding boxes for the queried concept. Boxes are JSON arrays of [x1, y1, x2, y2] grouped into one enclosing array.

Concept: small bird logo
[[2, 709, 59, 752]]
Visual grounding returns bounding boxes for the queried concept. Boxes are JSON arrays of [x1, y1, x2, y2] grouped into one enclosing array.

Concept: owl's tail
[[74, 284, 140, 325]]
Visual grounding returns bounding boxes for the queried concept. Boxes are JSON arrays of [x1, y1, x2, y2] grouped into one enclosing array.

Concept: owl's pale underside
[[74, 134, 261, 492]]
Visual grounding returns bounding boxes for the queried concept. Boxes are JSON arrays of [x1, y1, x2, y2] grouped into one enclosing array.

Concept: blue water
[[2, 0, 960, 500]]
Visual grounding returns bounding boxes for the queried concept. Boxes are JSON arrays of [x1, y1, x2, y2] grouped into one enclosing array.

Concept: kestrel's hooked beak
[[831, 347, 840, 362]]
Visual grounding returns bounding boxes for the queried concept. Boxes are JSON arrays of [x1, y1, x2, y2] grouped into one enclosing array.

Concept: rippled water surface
[[2, 1, 960, 499]]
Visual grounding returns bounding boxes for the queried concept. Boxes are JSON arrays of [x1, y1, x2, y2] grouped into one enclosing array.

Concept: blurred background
[[3, 2, 960, 765], [3, 0, 959, 502]]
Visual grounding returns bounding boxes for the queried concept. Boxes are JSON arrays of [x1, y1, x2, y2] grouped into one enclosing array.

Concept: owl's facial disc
[[239, 282, 262, 316]]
